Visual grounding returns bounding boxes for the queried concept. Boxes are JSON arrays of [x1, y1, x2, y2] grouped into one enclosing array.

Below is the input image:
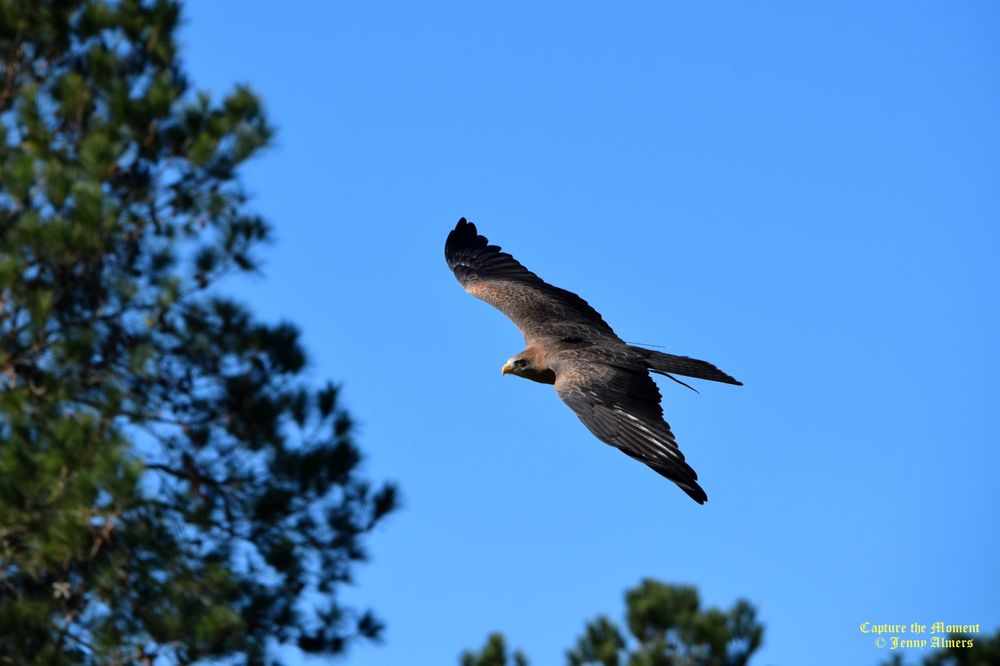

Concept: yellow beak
[[501, 361, 514, 375]]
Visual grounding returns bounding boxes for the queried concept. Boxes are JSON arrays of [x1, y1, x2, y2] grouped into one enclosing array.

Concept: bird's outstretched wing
[[555, 359, 708, 504], [444, 218, 618, 342]]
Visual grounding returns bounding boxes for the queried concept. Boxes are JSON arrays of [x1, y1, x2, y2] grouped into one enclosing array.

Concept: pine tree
[[0, 1, 396, 663], [461, 632, 530, 666], [463, 579, 764, 666]]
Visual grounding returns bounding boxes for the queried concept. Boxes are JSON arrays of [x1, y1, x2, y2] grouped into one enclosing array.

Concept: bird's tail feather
[[631, 346, 743, 386]]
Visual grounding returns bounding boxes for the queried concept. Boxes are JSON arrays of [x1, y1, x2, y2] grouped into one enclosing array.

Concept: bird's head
[[501, 352, 556, 385]]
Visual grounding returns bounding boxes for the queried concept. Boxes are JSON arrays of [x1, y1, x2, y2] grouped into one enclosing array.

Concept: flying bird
[[444, 218, 741, 504]]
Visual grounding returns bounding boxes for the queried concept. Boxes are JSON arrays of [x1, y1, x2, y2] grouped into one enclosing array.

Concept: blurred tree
[[570, 580, 763, 666], [461, 632, 530, 666], [880, 628, 1000, 666], [566, 615, 626, 666], [0, 1, 396, 664], [463, 580, 764, 666]]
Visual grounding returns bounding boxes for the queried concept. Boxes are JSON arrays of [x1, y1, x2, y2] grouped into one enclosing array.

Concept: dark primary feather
[[555, 361, 708, 504], [445, 218, 617, 341], [445, 218, 539, 285]]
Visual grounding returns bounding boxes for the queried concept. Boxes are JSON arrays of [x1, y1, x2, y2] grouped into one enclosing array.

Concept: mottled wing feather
[[445, 218, 617, 342], [555, 360, 708, 504]]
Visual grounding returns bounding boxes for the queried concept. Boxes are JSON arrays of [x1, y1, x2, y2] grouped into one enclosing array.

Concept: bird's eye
[[515, 359, 528, 367]]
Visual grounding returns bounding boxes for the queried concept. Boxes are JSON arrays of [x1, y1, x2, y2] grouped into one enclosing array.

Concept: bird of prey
[[444, 218, 741, 504]]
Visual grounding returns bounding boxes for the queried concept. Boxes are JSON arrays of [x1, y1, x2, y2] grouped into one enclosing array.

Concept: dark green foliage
[[620, 580, 762, 666], [461, 632, 530, 666], [881, 629, 1000, 666], [465, 580, 764, 666], [571, 580, 762, 666], [0, 1, 397, 663], [567, 616, 626, 666]]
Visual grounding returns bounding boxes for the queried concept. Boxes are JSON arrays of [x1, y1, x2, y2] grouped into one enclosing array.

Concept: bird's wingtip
[[445, 217, 491, 260], [687, 486, 708, 505]]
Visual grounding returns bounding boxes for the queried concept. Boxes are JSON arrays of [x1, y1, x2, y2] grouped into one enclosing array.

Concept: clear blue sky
[[180, 2, 999, 665]]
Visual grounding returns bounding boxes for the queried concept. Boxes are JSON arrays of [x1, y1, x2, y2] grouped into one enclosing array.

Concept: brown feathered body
[[444, 218, 741, 504]]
